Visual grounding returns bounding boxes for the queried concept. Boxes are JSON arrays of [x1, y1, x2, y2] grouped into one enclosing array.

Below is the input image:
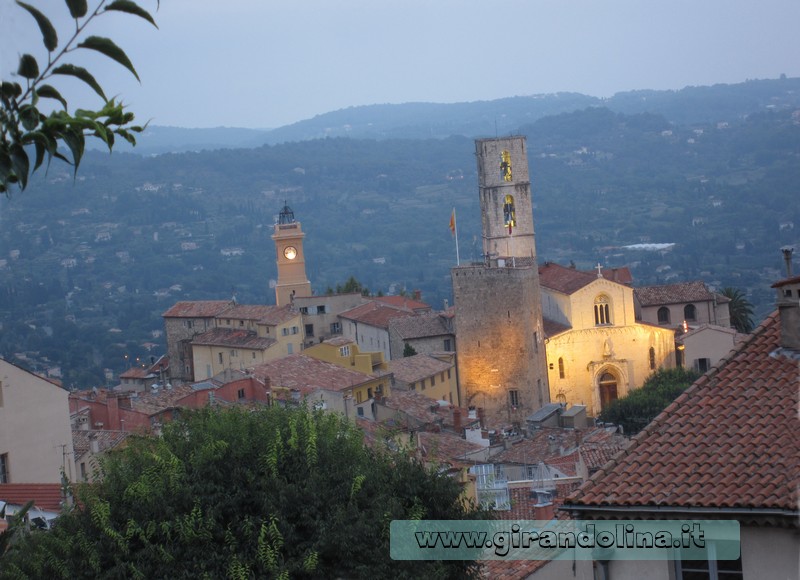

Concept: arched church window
[[594, 295, 612, 326], [657, 307, 671, 325], [598, 372, 618, 409], [500, 150, 512, 181], [649, 347, 656, 370], [558, 357, 565, 379], [684, 303, 697, 321]]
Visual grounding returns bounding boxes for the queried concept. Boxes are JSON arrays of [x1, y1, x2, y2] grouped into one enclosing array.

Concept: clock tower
[[272, 203, 312, 306]]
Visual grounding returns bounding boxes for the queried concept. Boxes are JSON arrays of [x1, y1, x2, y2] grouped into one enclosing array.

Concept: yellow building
[[0, 359, 75, 483], [539, 263, 676, 417], [388, 353, 458, 404], [304, 336, 388, 375], [249, 354, 392, 419], [190, 304, 303, 381]]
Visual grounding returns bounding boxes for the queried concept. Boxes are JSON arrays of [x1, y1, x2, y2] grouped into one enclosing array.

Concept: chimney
[[772, 272, 800, 351], [89, 433, 100, 455], [413, 289, 422, 301], [534, 502, 555, 521], [477, 407, 486, 430], [107, 394, 120, 430], [452, 407, 462, 434], [782, 246, 794, 277]]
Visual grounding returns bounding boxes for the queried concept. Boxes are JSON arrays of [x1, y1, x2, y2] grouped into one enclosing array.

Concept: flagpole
[[453, 207, 460, 266]]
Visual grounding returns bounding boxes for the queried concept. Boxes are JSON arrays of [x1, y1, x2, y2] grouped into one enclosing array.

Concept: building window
[[218, 353, 223, 364], [339, 346, 350, 357], [684, 303, 697, 322], [649, 347, 656, 370], [316, 305, 326, 314], [675, 544, 742, 580], [367, 387, 373, 399], [287, 343, 293, 354], [230, 350, 237, 358], [186, 320, 193, 329], [0, 453, 9, 483], [357, 406, 364, 417], [444, 338, 452, 351], [356, 391, 363, 404], [440, 372, 445, 382], [252, 352, 256, 360], [594, 295, 611, 325], [421, 380, 426, 391], [509, 390, 519, 407], [409, 382, 415, 390], [281, 328, 289, 336], [500, 150, 512, 182], [299, 307, 308, 314], [447, 369, 451, 379], [237, 388, 245, 400], [305, 324, 314, 337], [431, 375, 435, 386], [695, 358, 711, 373], [239, 320, 244, 327], [226, 319, 231, 325], [658, 307, 671, 325], [291, 326, 298, 335], [330, 322, 341, 334], [558, 357, 565, 379], [533, 331, 539, 353]]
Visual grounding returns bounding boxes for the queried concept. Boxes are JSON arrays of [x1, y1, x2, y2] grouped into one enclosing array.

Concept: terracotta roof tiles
[[249, 354, 378, 394], [191, 328, 276, 350], [388, 354, 452, 384], [162, 300, 232, 318], [339, 301, 416, 329], [565, 311, 800, 513], [389, 313, 451, 340], [538, 262, 598, 294], [634, 280, 728, 306], [0, 484, 65, 512]]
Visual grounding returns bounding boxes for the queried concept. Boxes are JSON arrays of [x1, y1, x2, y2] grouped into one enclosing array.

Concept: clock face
[[283, 246, 298, 260]]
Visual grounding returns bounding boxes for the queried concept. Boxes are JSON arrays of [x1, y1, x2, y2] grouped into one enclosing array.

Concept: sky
[[2, 0, 800, 129]]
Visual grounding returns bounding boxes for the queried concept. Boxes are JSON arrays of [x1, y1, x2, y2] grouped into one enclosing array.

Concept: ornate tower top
[[277, 202, 295, 225]]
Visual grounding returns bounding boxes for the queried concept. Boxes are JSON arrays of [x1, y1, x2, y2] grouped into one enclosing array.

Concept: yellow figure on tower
[[503, 194, 516, 234], [500, 150, 512, 182]]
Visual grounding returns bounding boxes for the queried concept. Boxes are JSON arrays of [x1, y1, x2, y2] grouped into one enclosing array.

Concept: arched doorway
[[598, 372, 618, 409]]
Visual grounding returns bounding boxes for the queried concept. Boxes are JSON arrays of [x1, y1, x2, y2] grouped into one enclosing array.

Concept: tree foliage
[[1, 0, 159, 194], [599, 368, 700, 436], [720, 287, 755, 333], [0, 406, 488, 579]]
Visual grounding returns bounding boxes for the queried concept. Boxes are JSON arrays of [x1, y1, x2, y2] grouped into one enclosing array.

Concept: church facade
[[539, 262, 677, 417]]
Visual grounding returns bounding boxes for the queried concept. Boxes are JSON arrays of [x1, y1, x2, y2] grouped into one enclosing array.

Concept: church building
[[539, 262, 677, 417]]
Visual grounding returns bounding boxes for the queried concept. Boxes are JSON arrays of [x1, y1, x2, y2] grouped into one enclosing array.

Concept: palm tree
[[720, 287, 755, 333]]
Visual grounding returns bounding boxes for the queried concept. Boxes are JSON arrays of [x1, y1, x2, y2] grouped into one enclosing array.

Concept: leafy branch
[[0, 0, 159, 194]]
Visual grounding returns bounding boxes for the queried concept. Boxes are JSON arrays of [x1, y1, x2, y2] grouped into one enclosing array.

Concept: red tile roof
[[339, 301, 416, 329], [491, 427, 622, 466], [601, 266, 633, 285], [373, 295, 431, 312], [389, 313, 451, 340], [538, 262, 600, 294], [72, 429, 130, 457], [566, 311, 800, 513], [388, 354, 452, 384], [0, 483, 65, 512], [119, 366, 152, 380], [249, 354, 378, 394], [162, 300, 232, 318], [634, 280, 728, 306], [191, 328, 276, 350]]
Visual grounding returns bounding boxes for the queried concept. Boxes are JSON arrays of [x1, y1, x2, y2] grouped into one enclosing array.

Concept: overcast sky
[[2, 0, 800, 129]]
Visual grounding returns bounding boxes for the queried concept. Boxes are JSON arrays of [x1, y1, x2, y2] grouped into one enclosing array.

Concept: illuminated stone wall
[[452, 265, 550, 429]]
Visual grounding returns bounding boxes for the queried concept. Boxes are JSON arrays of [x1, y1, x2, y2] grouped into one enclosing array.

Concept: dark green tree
[[1, 406, 488, 579], [720, 287, 755, 333], [1, 0, 159, 194], [403, 342, 417, 357], [599, 368, 700, 435]]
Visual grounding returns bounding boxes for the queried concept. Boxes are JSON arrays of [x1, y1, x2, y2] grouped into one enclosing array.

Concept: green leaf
[[35, 84, 68, 109], [104, 1, 158, 28], [16, 2, 58, 51], [19, 104, 41, 131], [1, 82, 23, 100], [17, 54, 39, 79], [9, 144, 30, 190], [61, 128, 85, 177], [65, 0, 88, 19], [115, 128, 137, 146], [52, 64, 107, 101], [21, 131, 56, 171], [77, 36, 140, 82]]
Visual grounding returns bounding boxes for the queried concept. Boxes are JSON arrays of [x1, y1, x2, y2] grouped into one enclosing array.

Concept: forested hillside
[[1, 80, 797, 389]]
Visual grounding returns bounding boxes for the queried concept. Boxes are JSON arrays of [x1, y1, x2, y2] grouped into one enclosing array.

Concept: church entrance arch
[[597, 370, 619, 410]]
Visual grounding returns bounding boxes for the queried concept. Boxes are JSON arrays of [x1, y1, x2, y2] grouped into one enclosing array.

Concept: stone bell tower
[[452, 136, 550, 430], [271, 203, 312, 306]]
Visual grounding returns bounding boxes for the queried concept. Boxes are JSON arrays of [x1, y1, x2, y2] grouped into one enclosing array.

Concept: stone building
[[539, 262, 676, 416], [452, 137, 550, 430]]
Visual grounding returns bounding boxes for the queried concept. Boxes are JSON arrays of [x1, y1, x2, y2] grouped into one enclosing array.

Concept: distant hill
[[97, 77, 800, 154]]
